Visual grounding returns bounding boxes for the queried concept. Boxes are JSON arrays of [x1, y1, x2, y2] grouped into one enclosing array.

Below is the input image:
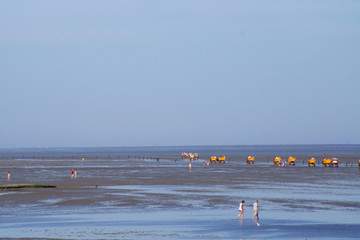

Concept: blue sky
[[1, 0, 359, 147]]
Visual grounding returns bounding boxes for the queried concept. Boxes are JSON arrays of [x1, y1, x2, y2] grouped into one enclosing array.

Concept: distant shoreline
[[0, 144, 359, 165]]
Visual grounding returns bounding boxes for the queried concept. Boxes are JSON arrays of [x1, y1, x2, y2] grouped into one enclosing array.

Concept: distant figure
[[252, 200, 259, 221], [203, 160, 205, 166], [189, 163, 192, 170], [7, 171, 11, 181], [236, 200, 245, 220], [74, 170, 78, 179], [71, 169, 74, 179]]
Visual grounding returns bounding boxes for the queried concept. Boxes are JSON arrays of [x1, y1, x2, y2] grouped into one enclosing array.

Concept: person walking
[[236, 200, 245, 220], [7, 171, 11, 181], [252, 200, 259, 221]]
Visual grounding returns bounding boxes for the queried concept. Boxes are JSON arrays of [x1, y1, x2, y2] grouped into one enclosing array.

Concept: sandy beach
[[0, 145, 360, 239]]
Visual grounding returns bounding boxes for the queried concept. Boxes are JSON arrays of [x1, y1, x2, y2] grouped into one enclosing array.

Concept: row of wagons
[[250, 156, 342, 167], [269, 156, 339, 167], [182, 153, 360, 167]]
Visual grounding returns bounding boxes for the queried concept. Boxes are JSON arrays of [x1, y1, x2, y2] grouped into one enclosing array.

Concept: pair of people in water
[[236, 200, 259, 221], [71, 169, 78, 179]]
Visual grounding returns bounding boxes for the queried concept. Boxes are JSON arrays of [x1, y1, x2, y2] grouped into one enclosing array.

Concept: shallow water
[[1, 210, 359, 239], [0, 145, 360, 239]]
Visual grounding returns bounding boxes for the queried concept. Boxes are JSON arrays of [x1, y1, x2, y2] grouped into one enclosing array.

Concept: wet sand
[[0, 146, 360, 239]]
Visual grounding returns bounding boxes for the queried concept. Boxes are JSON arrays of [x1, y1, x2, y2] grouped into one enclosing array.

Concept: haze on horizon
[[1, 0, 359, 148]]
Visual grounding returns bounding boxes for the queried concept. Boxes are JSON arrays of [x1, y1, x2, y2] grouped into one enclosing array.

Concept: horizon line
[[1, 143, 359, 150]]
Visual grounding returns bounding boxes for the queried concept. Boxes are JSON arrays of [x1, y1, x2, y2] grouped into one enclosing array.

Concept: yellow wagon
[[218, 156, 226, 163], [247, 156, 254, 165], [322, 158, 331, 167], [308, 157, 316, 167], [331, 158, 339, 167], [273, 157, 281, 165], [288, 156, 296, 166]]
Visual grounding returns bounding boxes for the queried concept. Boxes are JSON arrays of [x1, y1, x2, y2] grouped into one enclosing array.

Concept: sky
[[0, 0, 359, 148]]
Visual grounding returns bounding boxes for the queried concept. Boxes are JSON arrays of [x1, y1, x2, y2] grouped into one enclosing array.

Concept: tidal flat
[[0, 145, 359, 239]]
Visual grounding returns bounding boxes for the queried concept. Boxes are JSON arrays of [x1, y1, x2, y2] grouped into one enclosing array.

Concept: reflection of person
[[7, 171, 11, 181], [236, 200, 245, 220], [252, 200, 259, 220]]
